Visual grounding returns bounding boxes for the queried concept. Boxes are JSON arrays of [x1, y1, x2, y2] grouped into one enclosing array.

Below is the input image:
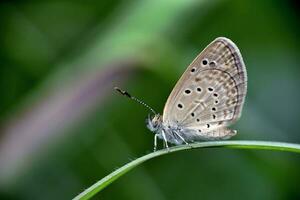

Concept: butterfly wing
[[162, 37, 247, 139]]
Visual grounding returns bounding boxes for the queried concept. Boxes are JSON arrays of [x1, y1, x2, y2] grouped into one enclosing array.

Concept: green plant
[[73, 140, 300, 200]]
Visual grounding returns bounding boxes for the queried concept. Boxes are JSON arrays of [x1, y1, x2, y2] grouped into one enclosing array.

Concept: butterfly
[[115, 37, 247, 150]]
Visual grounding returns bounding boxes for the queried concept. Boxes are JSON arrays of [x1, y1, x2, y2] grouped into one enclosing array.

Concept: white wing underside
[[162, 37, 247, 139]]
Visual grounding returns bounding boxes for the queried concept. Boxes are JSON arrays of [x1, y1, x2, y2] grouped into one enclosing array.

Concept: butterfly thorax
[[146, 114, 187, 145]]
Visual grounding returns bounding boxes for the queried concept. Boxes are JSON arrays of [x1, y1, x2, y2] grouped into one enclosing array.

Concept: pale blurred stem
[[73, 140, 300, 200]]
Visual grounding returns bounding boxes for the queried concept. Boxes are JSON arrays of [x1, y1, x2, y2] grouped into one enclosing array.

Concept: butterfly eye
[[202, 59, 208, 65]]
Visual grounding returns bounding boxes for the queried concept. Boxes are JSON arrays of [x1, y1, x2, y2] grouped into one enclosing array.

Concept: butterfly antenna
[[114, 87, 157, 115]]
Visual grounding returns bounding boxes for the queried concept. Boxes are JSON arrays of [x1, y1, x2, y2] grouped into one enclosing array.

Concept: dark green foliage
[[0, 0, 299, 200]]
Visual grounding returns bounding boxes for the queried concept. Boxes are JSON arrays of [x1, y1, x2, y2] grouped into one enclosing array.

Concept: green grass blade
[[73, 140, 300, 200]]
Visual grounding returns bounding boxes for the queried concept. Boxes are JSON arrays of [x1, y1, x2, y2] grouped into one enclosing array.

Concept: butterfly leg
[[154, 134, 158, 151], [161, 130, 169, 150], [173, 130, 188, 145]]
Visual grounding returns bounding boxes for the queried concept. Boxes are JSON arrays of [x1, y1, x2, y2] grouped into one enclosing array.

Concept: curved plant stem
[[73, 140, 300, 200]]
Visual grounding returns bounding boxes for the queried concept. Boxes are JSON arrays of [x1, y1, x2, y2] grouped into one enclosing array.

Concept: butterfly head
[[146, 114, 163, 133]]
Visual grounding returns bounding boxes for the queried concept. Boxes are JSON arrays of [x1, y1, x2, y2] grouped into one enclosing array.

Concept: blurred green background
[[0, 0, 300, 199]]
